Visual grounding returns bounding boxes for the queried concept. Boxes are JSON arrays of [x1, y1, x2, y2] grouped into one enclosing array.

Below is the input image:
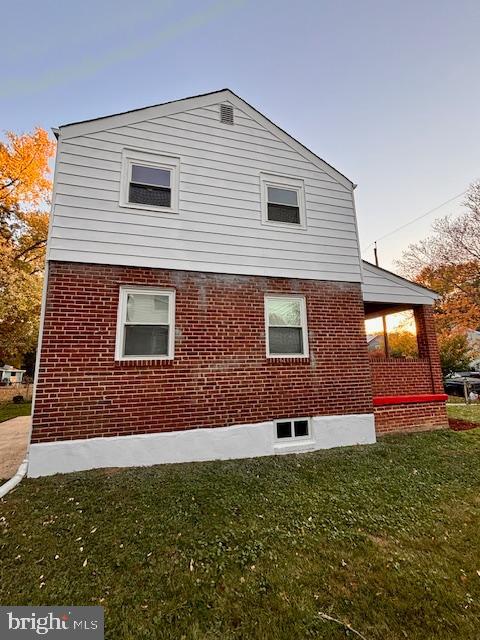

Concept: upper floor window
[[120, 149, 180, 213], [265, 295, 309, 358], [115, 287, 175, 360], [260, 173, 306, 229]]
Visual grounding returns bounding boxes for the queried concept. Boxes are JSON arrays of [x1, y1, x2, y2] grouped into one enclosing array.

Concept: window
[[115, 287, 175, 360], [120, 149, 180, 213], [265, 295, 308, 357], [260, 174, 306, 228], [365, 309, 419, 359], [275, 418, 311, 442]]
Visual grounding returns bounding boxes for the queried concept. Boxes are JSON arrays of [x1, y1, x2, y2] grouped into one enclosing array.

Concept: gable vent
[[220, 104, 234, 125]]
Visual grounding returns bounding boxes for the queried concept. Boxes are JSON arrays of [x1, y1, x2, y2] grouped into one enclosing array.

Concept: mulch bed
[[449, 418, 479, 431]]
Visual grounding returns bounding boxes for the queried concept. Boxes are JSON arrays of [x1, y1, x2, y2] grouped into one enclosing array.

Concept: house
[[29, 89, 447, 477], [466, 330, 480, 370], [1, 366, 26, 385]]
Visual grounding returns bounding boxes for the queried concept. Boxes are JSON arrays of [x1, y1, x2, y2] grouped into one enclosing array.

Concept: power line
[[362, 189, 468, 251]]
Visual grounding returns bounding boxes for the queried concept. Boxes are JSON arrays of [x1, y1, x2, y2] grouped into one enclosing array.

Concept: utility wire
[[362, 189, 468, 251]]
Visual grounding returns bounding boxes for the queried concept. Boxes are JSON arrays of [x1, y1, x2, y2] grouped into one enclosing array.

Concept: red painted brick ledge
[[373, 394, 448, 406]]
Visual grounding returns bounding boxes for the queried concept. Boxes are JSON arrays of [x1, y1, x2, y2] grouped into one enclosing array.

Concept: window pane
[[276, 421, 292, 439], [267, 187, 298, 206], [365, 310, 419, 359], [131, 165, 170, 187], [267, 203, 300, 224], [269, 327, 303, 354], [129, 183, 171, 207], [294, 420, 309, 437], [124, 325, 169, 356], [268, 298, 301, 326], [126, 294, 169, 324]]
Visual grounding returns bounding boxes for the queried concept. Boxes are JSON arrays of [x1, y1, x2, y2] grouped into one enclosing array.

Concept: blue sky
[[3, 0, 479, 268]]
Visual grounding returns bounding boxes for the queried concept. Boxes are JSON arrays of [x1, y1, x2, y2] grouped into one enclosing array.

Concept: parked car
[[444, 372, 480, 397]]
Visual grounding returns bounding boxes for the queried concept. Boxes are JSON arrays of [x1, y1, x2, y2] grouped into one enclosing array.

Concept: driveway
[[0, 416, 31, 479]]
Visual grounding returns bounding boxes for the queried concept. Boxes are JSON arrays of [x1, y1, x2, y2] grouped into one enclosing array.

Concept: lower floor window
[[265, 295, 309, 357], [116, 287, 175, 360], [275, 418, 310, 441]]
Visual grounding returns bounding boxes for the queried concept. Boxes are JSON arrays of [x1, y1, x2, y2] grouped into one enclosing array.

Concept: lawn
[[0, 401, 31, 423], [447, 402, 480, 424], [1, 430, 480, 639]]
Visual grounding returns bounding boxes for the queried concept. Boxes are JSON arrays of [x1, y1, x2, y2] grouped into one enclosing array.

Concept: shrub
[[12, 395, 24, 404]]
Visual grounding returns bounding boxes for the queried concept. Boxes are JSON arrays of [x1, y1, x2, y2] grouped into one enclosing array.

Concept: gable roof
[[362, 260, 439, 305], [55, 88, 354, 189]]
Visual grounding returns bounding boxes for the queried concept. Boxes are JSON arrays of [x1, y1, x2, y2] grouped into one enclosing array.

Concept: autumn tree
[[0, 128, 55, 365], [398, 182, 480, 334], [438, 333, 476, 376]]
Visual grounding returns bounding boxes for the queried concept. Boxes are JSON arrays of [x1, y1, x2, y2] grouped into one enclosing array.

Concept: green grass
[[0, 401, 31, 423], [447, 403, 480, 424], [2, 430, 480, 639]]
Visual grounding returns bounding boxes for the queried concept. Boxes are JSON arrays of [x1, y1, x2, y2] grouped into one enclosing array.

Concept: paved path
[[0, 416, 31, 479]]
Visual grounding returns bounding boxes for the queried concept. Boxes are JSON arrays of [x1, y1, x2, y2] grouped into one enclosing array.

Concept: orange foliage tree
[[0, 128, 55, 366], [398, 182, 480, 335]]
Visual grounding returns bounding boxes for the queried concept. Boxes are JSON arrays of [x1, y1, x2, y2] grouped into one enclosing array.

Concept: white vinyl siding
[[49, 99, 363, 282]]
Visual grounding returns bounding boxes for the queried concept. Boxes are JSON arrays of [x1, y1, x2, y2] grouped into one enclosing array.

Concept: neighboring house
[[0, 366, 25, 385], [29, 89, 447, 477], [467, 330, 480, 370]]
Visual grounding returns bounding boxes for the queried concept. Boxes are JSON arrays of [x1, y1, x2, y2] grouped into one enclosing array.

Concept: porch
[[362, 261, 448, 434]]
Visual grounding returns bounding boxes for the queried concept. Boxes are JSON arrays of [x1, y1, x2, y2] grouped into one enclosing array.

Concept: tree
[[398, 182, 480, 334], [387, 331, 419, 359], [438, 333, 476, 376], [0, 128, 55, 365]]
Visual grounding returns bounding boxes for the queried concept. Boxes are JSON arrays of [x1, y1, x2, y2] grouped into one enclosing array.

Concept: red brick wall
[[370, 358, 433, 396], [369, 304, 447, 435], [32, 262, 373, 443], [375, 402, 448, 435], [414, 305, 444, 394]]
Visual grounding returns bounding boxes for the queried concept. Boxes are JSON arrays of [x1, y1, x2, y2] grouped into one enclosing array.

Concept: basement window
[[115, 287, 175, 360], [120, 149, 180, 213], [275, 418, 311, 441], [265, 295, 309, 357], [260, 173, 306, 228]]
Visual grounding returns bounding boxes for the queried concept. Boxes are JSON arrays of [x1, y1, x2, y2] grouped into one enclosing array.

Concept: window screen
[[267, 186, 300, 224], [128, 164, 171, 208]]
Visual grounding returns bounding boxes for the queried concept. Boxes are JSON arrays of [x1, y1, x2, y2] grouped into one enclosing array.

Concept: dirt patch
[[449, 418, 479, 431], [0, 416, 31, 479]]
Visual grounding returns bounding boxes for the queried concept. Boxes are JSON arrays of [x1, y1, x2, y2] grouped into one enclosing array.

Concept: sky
[[3, 0, 480, 270]]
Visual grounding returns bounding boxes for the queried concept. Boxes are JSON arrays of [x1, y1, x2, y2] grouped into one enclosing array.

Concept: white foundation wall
[[28, 413, 376, 477]]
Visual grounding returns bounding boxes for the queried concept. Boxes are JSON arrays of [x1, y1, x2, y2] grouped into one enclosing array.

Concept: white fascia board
[[225, 93, 354, 190], [362, 261, 439, 304], [56, 89, 354, 190]]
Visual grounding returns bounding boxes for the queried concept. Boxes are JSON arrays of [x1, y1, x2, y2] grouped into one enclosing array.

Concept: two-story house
[[29, 89, 447, 476]]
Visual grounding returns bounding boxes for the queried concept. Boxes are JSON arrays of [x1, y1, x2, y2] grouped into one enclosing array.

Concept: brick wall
[[370, 358, 433, 396], [32, 262, 373, 443], [369, 304, 447, 433], [375, 402, 448, 435]]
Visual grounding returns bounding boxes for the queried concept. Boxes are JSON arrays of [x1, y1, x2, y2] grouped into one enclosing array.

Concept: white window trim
[[260, 173, 306, 229], [120, 148, 180, 214], [274, 417, 314, 449], [264, 294, 309, 358], [115, 286, 176, 361]]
